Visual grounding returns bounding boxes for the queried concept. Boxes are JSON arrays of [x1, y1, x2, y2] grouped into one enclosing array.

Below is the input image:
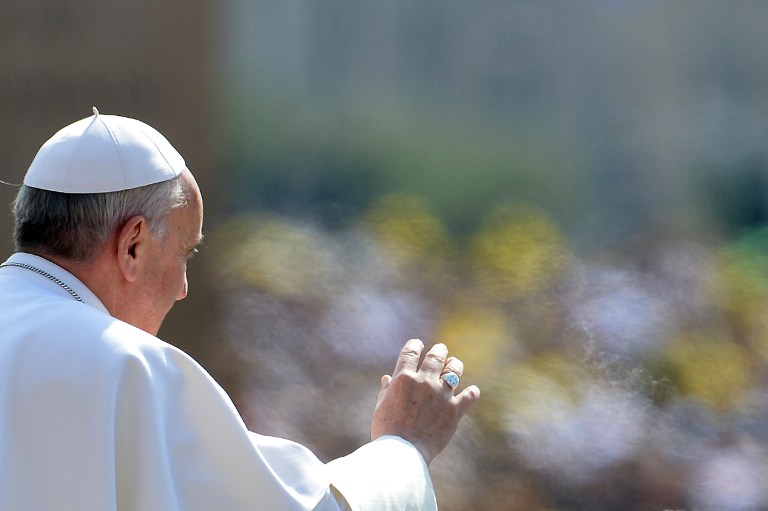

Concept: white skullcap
[[23, 107, 186, 193]]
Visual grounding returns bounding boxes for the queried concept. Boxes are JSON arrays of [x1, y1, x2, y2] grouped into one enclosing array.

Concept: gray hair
[[13, 177, 188, 262]]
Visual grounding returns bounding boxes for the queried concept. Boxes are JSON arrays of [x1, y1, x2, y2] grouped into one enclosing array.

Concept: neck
[[23, 249, 121, 314], [22, 250, 93, 282]]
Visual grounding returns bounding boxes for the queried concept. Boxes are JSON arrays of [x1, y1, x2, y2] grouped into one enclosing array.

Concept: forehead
[[168, 188, 203, 242]]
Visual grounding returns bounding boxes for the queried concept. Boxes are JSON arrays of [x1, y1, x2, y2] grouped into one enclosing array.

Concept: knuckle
[[391, 370, 418, 386], [400, 342, 422, 357], [424, 352, 446, 364], [400, 347, 421, 358]]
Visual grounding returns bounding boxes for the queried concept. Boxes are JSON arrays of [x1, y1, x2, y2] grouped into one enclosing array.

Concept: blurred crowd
[[210, 195, 768, 510]]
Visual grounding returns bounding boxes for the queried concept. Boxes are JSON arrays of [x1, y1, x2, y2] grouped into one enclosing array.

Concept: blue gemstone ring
[[441, 372, 460, 390]]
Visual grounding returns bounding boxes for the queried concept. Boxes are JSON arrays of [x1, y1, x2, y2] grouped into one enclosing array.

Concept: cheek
[[154, 260, 187, 302]]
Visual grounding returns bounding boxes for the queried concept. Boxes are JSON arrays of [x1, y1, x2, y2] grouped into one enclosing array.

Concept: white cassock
[[0, 253, 437, 510]]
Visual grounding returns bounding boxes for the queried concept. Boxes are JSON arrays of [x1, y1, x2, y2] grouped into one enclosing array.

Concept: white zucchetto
[[23, 107, 186, 193]]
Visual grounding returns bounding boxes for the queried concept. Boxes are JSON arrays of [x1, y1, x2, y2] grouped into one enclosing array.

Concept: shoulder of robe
[[24, 298, 200, 376]]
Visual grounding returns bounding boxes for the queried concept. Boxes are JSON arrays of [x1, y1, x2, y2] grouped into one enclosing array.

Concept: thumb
[[375, 374, 392, 407]]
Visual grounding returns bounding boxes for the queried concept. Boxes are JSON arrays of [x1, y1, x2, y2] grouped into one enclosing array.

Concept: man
[[0, 108, 479, 510]]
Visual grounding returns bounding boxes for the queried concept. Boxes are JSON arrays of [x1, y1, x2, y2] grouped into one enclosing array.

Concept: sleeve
[[326, 436, 438, 511]]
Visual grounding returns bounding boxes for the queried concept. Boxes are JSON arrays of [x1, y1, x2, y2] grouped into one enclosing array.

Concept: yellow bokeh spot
[[365, 194, 452, 270], [470, 204, 568, 300], [216, 214, 340, 300], [665, 333, 752, 410], [481, 353, 588, 433], [435, 305, 517, 380]]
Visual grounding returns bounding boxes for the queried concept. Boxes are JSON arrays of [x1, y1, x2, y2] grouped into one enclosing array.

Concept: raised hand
[[371, 339, 480, 465]]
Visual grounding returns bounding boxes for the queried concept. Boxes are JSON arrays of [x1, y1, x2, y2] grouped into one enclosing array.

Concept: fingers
[[441, 356, 464, 378], [418, 343, 449, 377], [392, 340, 474, 395], [391, 338, 425, 377], [393, 340, 465, 381], [454, 384, 481, 414]]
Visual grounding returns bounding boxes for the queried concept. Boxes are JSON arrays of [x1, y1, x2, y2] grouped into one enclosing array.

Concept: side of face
[[119, 169, 204, 335]]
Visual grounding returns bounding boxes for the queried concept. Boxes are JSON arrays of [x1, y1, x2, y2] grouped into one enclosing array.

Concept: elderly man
[[0, 109, 479, 510]]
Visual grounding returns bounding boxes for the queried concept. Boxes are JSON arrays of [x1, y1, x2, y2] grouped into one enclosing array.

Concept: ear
[[116, 215, 150, 282]]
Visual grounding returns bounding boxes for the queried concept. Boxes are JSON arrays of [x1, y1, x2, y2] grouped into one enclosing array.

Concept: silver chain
[[0, 261, 84, 303]]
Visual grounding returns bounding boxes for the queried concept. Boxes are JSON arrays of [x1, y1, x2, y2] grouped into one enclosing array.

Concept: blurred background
[[3, 1, 768, 509]]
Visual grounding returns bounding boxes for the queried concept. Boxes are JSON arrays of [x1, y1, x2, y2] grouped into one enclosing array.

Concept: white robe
[[0, 253, 437, 510]]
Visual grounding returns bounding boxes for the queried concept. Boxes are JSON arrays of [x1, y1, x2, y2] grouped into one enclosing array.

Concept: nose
[[177, 272, 188, 301]]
